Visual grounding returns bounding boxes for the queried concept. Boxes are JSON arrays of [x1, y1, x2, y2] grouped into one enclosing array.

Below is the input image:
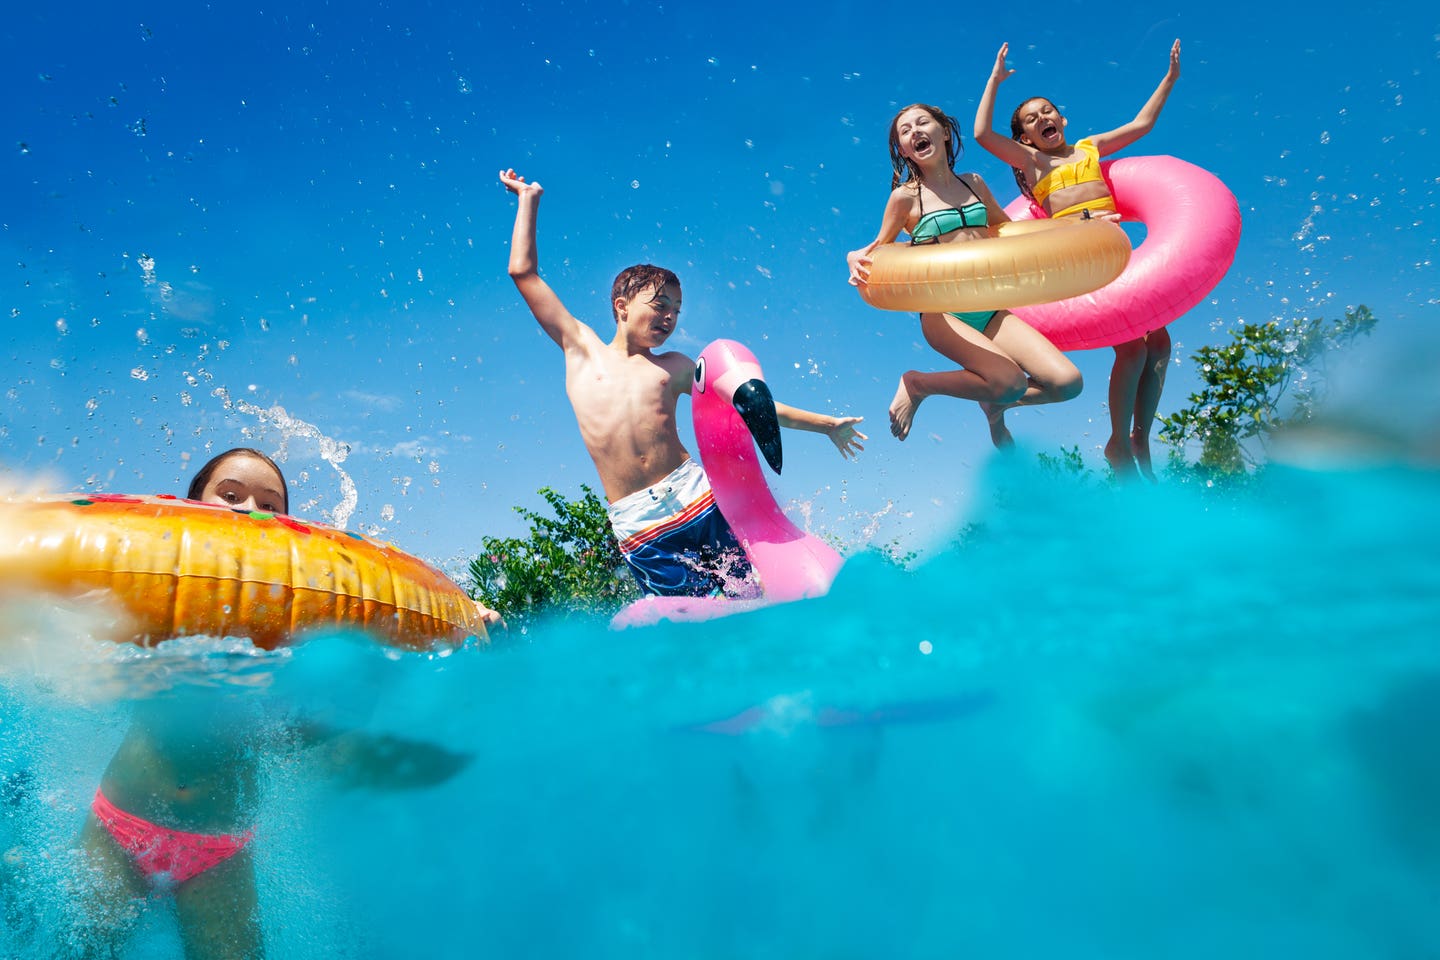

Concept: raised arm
[[1090, 39, 1181, 156], [774, 401, 867, 460], [846, 188, 914, 286], [974, 42, 1034, 168], [499, 168, 584, 348]]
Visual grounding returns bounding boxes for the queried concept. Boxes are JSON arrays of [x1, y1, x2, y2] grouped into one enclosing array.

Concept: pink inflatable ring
[[1003, 155, 1241, 351]]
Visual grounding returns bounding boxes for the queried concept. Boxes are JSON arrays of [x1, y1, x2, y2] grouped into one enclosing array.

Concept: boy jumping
[[500, 168, 865, 597]]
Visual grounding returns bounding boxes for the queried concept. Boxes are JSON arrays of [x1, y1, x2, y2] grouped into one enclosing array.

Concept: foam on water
[[3, 460, 1438, 958]]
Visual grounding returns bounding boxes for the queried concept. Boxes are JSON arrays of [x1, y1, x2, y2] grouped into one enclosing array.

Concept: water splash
[[210, 387, 358, 527]]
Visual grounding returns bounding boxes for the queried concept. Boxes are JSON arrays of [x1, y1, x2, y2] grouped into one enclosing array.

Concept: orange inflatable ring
[[857, 217, 1131, 314], [0, 493, 489, 650]]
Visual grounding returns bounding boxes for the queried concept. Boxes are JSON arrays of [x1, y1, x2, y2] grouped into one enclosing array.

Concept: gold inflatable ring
[[0, 493, 489, 650], [858, 218, 1131, 314]]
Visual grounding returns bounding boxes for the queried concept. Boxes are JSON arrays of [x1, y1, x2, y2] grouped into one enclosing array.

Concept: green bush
[[1158, 306, 1376, 474], [467, 485, 639, 630]]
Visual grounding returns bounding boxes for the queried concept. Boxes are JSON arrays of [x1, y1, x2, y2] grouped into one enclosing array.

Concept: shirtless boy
[[500, 168, 865, 597]]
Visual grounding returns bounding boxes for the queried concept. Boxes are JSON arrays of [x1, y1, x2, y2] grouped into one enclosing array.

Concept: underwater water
[[3, 460, 1438, 959]]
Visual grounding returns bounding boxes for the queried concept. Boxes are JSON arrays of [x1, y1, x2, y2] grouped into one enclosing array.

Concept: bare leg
[[175, 847, 263, 960], [977, 400, 1016, 449], [64, 814, 149, 959], [1130, 327, 1172, 482], [889, 313, 1030, 442], [982, 312, 1084, 447], [888, 371, 927, 441], [1105, 339, 1147, 478]]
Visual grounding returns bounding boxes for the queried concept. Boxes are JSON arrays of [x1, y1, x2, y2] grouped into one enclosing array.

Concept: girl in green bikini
[[847, 104, 1083, 445]]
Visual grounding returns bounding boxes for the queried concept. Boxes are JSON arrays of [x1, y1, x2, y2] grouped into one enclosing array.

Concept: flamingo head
[[693, 339, 783, 474]]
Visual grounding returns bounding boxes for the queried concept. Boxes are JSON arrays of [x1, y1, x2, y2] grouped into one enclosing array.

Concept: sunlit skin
[[197, 452, 288, 513], [846, 108, 1082, 444], [499, 167, 865, 507], [975, 40, 1180, 479]]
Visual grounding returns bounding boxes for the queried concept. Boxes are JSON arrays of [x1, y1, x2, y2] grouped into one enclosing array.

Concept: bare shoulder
[[560, 316, 609, 358], [656, 349, 697, 393], [884, 184, 921, 228], [960, 171, 999, 200], [887, 183, 920, 209]]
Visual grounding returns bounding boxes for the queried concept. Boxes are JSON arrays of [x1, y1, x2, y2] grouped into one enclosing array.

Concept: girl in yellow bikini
[[975, 39, 1181, 479], [847, 104, 1083, 445]]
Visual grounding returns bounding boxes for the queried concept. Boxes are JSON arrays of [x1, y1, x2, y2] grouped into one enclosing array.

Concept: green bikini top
[[909, 178, 988, 244]]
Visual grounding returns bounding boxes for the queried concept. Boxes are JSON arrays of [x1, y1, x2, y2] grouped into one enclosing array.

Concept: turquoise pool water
[[3, 460, 1438, 958]]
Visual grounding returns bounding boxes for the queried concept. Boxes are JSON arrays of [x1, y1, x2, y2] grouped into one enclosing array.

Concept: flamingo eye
[[694, 357, 707, 393]]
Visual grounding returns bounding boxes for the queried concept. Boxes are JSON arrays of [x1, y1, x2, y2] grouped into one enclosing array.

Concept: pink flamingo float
[[611, 339, 842, 628]]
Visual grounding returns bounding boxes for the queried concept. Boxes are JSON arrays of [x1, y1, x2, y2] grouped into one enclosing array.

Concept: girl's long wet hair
[[187, 447, 289, 513], [888, 104, 963, 190], [1009, 96, 1050, 205]]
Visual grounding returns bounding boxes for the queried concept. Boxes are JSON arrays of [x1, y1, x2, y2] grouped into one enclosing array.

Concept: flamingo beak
[[731, 378, 783, 473]]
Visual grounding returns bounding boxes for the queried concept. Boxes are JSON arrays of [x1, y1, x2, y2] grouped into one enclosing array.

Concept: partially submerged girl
[[67, 448, 473, 959]]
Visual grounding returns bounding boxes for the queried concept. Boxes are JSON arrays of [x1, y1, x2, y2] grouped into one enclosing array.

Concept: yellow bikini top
[[1031, 138, 1104, 207]]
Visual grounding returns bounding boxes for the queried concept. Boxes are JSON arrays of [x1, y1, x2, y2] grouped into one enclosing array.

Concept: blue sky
[[3, 2, 1436, 568]]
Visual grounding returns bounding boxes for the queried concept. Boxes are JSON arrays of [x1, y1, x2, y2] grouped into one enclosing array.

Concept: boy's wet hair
[[187, 447, 289, 513], [611, 264, 680, 320], [888, 103, 963, 190], [1009, 96, 1052, 204]]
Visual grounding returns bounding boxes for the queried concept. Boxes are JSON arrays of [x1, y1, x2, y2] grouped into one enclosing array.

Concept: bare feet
[[1104, 436, 1138, 478], [979, 402, 1015, 449], [889, 373, 925, 441], [1131, 429, 1157, 482]]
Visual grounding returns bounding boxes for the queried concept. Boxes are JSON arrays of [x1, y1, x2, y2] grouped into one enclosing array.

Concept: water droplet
[[630, 180, 640, 189]]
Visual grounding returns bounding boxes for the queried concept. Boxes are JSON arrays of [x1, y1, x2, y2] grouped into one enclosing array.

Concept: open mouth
[[912, 134, 932, 154], [1040, 123, 1058, 139]]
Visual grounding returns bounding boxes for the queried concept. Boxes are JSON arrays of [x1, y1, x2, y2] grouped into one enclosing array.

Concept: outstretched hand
[[828, 417, 867, 460], [1166, 39, 1181, 81], [499, 167, 543, 199], [990, 42, 1014, 84]]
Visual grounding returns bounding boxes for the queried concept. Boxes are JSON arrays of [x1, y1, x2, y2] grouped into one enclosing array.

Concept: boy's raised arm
[[499, 168, 583, 348]]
